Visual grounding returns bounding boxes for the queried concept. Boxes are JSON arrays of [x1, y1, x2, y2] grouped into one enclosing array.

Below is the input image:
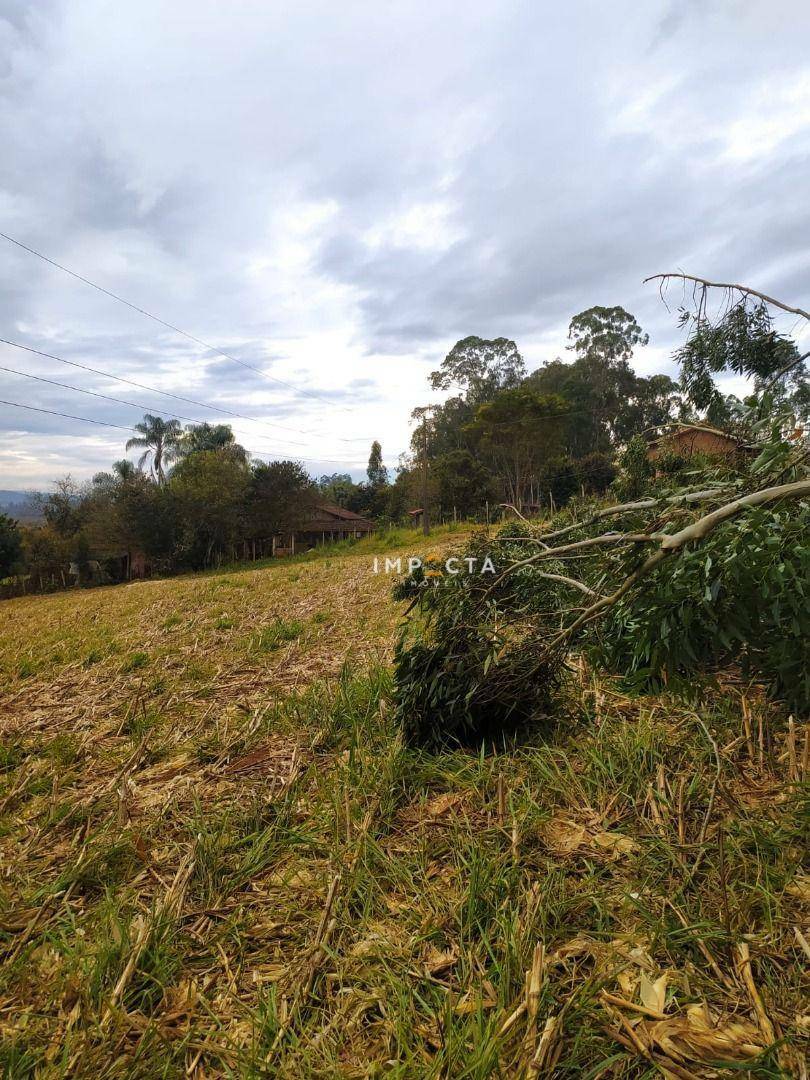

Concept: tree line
[[1, 295, 806, 593]]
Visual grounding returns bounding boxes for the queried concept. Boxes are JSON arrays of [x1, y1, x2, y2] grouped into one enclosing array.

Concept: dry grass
[[0, 528, 807, 1077]]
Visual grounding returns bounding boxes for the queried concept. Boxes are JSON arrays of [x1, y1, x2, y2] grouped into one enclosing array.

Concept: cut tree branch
[[644, 273, 810, 322], [553, 478, 810, 645], [538, 488, 735, 544]]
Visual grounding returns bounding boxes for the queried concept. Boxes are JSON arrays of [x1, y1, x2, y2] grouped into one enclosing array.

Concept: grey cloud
[[0, 1, 808, 485]]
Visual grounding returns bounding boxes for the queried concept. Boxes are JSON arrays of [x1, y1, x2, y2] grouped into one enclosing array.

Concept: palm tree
[[125, 414, 182, 484]]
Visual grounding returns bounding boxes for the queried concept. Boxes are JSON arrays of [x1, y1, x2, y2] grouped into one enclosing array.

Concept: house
[[272, 503, 374, 556], [646, 424, 756, 465]]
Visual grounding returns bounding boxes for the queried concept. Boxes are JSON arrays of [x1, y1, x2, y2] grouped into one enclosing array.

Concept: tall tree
[[367, 440, 389, 487], [125, 414, 183, 484], [430, 337, 526, 405], [466, 389, 569, 506], [318, 473, 355, 507], [177, 422, 247, 461], [170, 450, 250, 566], [567, 306, 649, 362], [433, 449, 496, 518]]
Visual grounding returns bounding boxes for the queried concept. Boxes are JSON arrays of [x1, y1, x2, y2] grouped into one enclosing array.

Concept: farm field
[[0, 528, 807, 1077]]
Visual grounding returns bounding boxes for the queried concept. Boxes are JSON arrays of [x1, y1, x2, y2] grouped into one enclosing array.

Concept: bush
[[612, 434, 652, 498], [538, 456, 579, 508], [576, 452, 616, 494]]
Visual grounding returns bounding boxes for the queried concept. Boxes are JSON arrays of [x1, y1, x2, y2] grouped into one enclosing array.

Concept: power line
[[0, 396, 368, 467], [0, 336, 306, 441], [0, 336, 376, 444], [0, 362, 311, 443], [0, 397, 132, 432], [0, 229, 356, 412]]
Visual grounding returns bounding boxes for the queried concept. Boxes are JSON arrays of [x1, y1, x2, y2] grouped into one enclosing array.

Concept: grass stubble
[[0, 527, 807, 1077]]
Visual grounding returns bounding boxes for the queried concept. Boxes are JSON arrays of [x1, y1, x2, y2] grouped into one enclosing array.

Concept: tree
[[38, 477, 83, 538], [432, 449, 496, 519], [125, 414, 183, 483], [248, 460, 317, 542], [567, 305, 649, 362], [613, 373, 681, 444], [177, 422, 247, 461], [466, 389, 569, 506], [560, 306, 652, 452], [21, 526, 70, 590], [367, 441, 389, 487], [171, 450, 250, 567], [318, 473, 356, 508], [116, 475, 177, 564], [576, 452, 617, 494], [0, 513, 22, 579], [538, 456, 579, 508], [430, 337, 526, 405], [113, 459, 138, 481]]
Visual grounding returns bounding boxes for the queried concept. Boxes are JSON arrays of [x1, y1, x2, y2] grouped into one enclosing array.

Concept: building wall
[[648, 429, 741, 461]]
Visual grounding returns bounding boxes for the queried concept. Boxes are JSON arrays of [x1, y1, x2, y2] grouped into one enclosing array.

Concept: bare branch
[[534, 572, 600, 598], [761, 349, 810, 393], [643, 273, 810, 321]]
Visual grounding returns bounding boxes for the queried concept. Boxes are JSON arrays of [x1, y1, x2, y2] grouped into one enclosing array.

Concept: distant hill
[[0, 490, 42, 522]]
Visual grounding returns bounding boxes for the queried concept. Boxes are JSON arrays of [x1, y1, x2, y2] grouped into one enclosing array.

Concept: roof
[[647, 423, 756, 450], [299, 503, 375, 531], [313, 503, 372, 522]]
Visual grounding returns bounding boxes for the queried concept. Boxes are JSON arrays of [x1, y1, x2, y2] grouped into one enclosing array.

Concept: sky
[[1, 0, 809, 490]]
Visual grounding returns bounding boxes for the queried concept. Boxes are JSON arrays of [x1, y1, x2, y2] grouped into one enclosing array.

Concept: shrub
[[576, 452, 616, 494]]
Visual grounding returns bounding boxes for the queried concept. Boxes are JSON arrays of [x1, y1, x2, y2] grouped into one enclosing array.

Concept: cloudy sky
[[1, 0, 809, 490]]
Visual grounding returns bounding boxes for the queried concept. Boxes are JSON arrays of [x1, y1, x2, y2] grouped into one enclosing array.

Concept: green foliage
[[39, 476, 84, 537], [255, 617, 304, 652], [466, 388, 569, 506], [392, 537, 562, 749], [317, 472, 355, 507], [171, 449, 251, 568], [248, 459, 316, 541], [366, 439, 389, 487], [124, 413, 183, 483], [432, 448, 497, 518], [20, 525, 70, 589], [591, 502, 810, 712], [612, 434, 653, 498], [176, 421, 246, 461], [567, 305, 649, 361], [430, 336, 526, 404], [0, 513, 22, 579], [676, 301, 807, 418], [576, 451, 616, 493], [538, 455, 578, 507]]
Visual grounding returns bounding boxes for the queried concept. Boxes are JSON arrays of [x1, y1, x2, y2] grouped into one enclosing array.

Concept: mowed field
[[0, 528, 807, 1078]]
